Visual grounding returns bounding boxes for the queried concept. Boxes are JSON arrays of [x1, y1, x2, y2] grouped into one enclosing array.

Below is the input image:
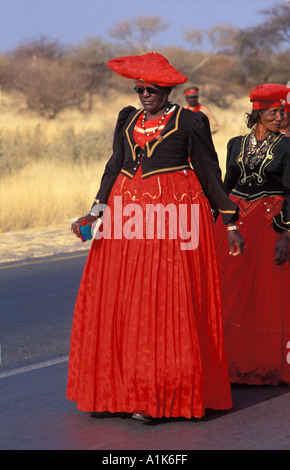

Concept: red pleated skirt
[[67, 168, 232, 418], [214, 195, 290, 385]]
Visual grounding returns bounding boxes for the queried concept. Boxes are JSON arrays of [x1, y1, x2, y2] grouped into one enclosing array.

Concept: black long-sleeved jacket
[[92, 104, 239, 224], [224, 133, 290, 232]]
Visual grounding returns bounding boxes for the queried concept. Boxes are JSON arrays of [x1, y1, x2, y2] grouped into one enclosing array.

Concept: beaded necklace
[[245, 126, 276, 170], [142, 105, 171, 137]]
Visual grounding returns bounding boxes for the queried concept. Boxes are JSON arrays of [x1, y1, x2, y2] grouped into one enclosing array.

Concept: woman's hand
[[71, 214, 97, 238], [227, 226, 245, 256], [274, 231, 290, 266]]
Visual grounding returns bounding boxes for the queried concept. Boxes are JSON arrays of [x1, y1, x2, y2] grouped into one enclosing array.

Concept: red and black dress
[[67, 104, 239, 418], [214, 131, 290, 385]]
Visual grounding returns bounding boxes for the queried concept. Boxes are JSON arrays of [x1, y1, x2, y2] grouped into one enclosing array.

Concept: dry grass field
[[0, 89, 250, 234]]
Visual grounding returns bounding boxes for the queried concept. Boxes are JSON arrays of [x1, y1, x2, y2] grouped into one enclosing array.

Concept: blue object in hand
[[80, 222, 92, 242]]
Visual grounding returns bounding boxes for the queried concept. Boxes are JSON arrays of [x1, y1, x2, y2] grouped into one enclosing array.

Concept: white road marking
[[0, 356, 69, 379], [0, 252, 88, 270]]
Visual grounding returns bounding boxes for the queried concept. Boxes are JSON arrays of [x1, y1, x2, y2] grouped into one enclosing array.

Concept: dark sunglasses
[[134, 85, 160, 94]]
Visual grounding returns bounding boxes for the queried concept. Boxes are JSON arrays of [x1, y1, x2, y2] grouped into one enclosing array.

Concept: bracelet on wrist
[[226, 224, 238, 232]]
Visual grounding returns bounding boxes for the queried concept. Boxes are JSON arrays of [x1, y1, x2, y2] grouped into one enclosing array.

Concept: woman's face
[[280, 110, 290, 131], [138, 85, 171, 116], [259, 106, 284, 133], [185, 95, 199, 107]]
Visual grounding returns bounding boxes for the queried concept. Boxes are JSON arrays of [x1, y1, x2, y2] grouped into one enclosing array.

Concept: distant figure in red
[[183, 86, 219, 134]]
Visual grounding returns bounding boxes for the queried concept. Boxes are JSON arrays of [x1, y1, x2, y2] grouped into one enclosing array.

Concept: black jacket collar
[[125, 104, 182, 160]]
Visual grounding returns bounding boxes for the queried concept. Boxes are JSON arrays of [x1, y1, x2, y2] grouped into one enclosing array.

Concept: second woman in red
[[215, 83, 290, 386]]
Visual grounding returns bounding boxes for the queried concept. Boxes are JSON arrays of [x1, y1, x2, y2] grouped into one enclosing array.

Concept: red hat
[[249, 84, 289, 110], [183, 88, 199, 96], [107, 52, 187, 87]]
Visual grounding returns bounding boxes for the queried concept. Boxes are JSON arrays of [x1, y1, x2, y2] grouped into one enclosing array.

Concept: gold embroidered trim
[[142, 165, 190, 178], [120, 177, 162, 201], [280, 211, 290, 225], [125, 109, 143, 161], [219, 209, 236, 214], [232, 188, 284, 201], [120, 169, 134, 178], [168, 172, 202, 202], [236, 133, 284, 187], [236, 196, 283, 220], [273, 218, 290, 232]]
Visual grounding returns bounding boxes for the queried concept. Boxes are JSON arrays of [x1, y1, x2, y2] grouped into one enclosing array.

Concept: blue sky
[[0, 0, 282, 53]]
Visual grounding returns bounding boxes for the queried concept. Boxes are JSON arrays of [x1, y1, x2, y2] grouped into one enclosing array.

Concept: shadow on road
[[89, 383, 289, 426]]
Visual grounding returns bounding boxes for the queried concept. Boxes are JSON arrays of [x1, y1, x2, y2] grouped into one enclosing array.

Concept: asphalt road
[[0, 252, 289, 452]]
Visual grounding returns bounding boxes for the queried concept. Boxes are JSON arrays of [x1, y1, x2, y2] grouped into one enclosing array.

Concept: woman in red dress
[[214, 84, 290, 386], [67, 52, 245, 422]]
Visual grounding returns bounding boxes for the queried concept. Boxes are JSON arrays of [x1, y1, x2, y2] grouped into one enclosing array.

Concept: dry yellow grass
[[0, 160, 105, 231], [0, 90, 251, 233], [0, 90, 140, 140], [211, 98, 250, 173]]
